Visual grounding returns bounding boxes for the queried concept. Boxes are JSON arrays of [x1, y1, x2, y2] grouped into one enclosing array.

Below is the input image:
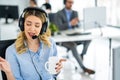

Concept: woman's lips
[[28, 32, 35, 37]]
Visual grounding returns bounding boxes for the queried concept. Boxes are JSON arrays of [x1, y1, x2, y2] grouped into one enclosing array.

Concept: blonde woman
[[5, 7, 65, 80]]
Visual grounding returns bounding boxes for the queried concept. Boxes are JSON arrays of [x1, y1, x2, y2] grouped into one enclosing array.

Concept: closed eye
[[35, 25, 40, 28], [26, 23, 31, 26], [26, 21, 32, 26], [35, 23, 41, 28]]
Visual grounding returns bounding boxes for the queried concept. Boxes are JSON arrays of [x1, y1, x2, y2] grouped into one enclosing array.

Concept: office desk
[[52, 27, 120, 65], [52, 33, 100, 42], [52, 27, 120, 80], [0, 21, 19, 40], [52, 28, 101, 42], [52, 27, 120, 42]]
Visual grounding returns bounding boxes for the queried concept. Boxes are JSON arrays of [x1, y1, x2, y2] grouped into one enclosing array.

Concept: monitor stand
[[5, 17, 8, 24]]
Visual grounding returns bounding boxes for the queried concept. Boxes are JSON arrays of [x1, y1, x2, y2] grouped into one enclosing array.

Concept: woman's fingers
[[0, 57, 6, 62], [59, 58, 66, 63], [55, 58, 66, 73], [55, 63, 63, 72]]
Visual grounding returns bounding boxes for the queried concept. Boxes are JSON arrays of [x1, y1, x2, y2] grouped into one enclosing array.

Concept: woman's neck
[[27, 39, 40, 52]]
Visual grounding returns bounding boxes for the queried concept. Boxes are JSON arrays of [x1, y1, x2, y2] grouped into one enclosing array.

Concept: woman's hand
[[0, 57, 15, 80], [55, 58, 66, 73], [0, 57, 11, 73]]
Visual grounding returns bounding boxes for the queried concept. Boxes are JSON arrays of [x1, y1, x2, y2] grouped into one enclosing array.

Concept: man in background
[[29, 0, 37, 7], [54, 0, 95, 75], [41, 0, 51, 13]]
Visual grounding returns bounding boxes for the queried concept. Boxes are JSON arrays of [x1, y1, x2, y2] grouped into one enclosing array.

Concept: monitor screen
[[0, 5, 19, 24], [83, 7, 106, 31]]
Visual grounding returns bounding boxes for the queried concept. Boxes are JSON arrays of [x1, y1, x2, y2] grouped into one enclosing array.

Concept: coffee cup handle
[[45, 61, 49, 71]]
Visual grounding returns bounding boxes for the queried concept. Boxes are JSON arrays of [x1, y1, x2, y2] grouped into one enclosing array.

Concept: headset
[[19, 7, 48, 35]]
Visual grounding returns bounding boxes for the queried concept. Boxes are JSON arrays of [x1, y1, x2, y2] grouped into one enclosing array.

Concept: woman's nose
[[30, 26, 35, 31]]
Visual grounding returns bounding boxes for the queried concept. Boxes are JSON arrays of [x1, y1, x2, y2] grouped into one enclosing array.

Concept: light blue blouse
[[6, 38, 57, 80]]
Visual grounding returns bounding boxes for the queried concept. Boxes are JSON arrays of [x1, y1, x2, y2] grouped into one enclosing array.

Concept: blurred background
[[0, 0, 120, 80]]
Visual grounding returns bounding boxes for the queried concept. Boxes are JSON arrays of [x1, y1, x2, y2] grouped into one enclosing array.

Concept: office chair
[[48, 13, 56, 24], [0, 39, 16, 80]]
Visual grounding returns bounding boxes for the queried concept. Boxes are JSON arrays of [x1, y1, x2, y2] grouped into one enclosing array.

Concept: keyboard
[[66, 32, 91, 36]]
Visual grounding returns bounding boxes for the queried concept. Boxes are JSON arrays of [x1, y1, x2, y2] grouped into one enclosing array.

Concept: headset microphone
[[32, 35, 38, 39]]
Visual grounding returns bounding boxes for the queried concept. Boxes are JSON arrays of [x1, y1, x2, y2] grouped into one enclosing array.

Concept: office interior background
[[0, 0, 120, 26], [0, 0, 120, 80]]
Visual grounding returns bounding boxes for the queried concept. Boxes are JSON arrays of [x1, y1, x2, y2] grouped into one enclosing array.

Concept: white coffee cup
[[45, 56, 59, 74]]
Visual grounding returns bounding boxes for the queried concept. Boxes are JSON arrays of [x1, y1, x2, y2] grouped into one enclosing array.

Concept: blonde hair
[[15, 9, 51, 54]]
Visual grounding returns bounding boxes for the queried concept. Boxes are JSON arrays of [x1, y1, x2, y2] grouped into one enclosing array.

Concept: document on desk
[[66, 32, 91, 36], [61, 28, 82, 34], [60, 28, 91, 36]]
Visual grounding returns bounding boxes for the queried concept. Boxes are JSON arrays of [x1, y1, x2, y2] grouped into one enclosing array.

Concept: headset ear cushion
[[40, 22, 48, 35], [19, 16, 24, 31]]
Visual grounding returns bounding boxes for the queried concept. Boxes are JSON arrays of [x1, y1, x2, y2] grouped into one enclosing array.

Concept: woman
[[4, 7, 65, 80], [41, 0, 51, 13]]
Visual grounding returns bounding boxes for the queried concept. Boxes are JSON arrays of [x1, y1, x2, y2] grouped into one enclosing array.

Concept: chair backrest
[[0, 39, 16, 80], [48, 13, 56, 24]]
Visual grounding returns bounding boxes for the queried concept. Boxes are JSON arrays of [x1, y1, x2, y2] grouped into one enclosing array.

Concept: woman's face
[[24, 15, 42, 40]]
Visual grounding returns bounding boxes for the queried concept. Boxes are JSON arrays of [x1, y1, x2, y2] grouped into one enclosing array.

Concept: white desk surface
[[52, 33, 100, 42], [0, 21, 19, 40], [52, 27, 120, 42]]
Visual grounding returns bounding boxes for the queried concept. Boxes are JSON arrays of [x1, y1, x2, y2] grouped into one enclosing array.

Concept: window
[[98, 0, 120, 26]]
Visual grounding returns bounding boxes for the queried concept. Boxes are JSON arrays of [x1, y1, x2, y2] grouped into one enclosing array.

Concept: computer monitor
[[0, 5, 19, 24], [83, 7, 106, 31]]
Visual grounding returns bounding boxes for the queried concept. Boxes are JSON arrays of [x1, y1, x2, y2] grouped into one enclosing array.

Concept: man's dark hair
[[31, 0, 37, 5], [63, 0, 67, 4]]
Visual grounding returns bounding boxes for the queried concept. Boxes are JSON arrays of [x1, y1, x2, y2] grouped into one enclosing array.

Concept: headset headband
[[19, 7, 48, 35]]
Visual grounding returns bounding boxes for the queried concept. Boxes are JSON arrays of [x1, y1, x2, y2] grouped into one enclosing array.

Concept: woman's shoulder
[[49, 37, 56, 44], [6, 43, 16, 53]]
